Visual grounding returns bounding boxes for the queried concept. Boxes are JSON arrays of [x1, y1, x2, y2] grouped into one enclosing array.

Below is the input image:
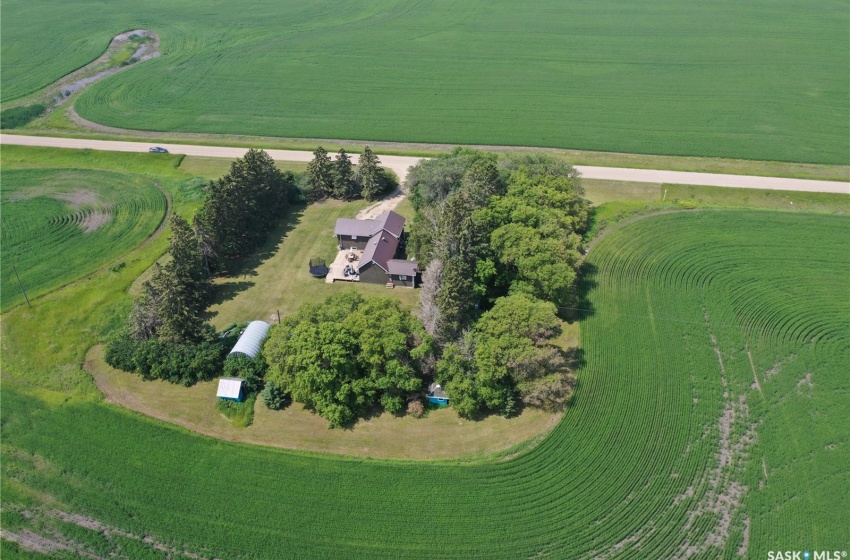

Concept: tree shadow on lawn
[[204, 204, 306, 317], [219, 203, 306, 278], [567, 260, 597, 323], [203, 281, 256, 320]]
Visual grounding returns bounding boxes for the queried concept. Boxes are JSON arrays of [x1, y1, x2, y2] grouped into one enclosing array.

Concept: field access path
[[2, 134, 848, 193]]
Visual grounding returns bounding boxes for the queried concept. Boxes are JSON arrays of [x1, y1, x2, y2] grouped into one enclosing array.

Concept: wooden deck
[[325, 248, 362, 284]]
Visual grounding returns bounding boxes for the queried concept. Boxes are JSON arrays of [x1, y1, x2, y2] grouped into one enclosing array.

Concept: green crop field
[[3, 209, 847, 558], [2, 0, 848, 163], [0, 168, 166, 311]]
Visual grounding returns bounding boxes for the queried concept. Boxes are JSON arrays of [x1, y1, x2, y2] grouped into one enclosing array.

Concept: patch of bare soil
[[796, 372, 814, 394], [53, 30, 160, 106], [585, 311, 757, 560], [3, 505, 210, 560], [51, 189, 100, 206], [0, 529, 75, 555], [763, 355, 795, 380], [746, 344, 764, 396], [738, 516, 750, 556], [355, 188, 406, 220], [5, 29, 160, 126], [671, 313, 757, 558], [79, 208, 112, 232]]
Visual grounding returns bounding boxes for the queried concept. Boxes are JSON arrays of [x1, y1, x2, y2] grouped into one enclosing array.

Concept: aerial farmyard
[[1, 1, 848, 558]]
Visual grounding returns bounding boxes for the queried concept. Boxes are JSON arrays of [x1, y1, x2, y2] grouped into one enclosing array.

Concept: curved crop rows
[[3, 1, 848, 163], [2, 210, 847, 558], [0, 168, 166, 310]]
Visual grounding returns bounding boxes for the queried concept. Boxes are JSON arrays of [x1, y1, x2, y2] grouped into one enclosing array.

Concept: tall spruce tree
[[228, 149, 289, 229], [306, 146, 333, 201], [357, 146, 382, 201], [333, 148, 358, 200], [167, 214, 211, 314], [193, 149, 293, 271], [149, 263, 205, 344], [128, 279, 163, 340]]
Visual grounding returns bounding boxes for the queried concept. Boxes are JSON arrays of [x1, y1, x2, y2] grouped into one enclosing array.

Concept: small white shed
[[217, 377, 245, 402], [229, 320, 271, 359]]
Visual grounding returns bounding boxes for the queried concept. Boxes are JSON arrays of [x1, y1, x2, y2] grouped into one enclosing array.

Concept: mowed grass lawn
[[3, 0, 847, 163], [207, 198, 418, 327], [86, 345, 560, 460], [177, 156, 308, 180]]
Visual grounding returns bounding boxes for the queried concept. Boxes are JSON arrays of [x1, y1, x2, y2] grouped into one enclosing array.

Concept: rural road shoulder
[[2, 134, 848, 194]]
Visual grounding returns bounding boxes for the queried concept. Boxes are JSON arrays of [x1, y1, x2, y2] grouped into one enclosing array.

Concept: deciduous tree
[[264, 293, 434, 427]]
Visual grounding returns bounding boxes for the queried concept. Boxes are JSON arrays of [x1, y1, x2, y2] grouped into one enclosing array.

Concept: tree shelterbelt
[[408, 149, 589, 418], [306, 145, 396, 202], [129, 214, 211, 343], [107, 149, 295, 385], [194, 148, 296, 272]]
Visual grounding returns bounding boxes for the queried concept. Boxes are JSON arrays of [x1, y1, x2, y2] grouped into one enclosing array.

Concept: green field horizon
[[2, 0, 847, 164]]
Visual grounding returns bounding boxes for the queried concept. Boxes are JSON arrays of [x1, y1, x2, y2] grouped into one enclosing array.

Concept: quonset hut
[[229, 320, 271, 359]]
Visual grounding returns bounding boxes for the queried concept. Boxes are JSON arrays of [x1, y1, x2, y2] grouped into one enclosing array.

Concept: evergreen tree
[[306, 146, 333, 201], [193, 149, 294, 271], [193, 176, 241, 271], [228, 148, 290, 229], [150, 264, 205, 344], [167, 214, 211, 314], [357, 146, 382, 201], [333, 148, 357, 200], [128, 280, 163, 340]]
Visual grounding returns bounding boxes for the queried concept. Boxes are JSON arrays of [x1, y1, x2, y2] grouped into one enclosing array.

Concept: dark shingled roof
[[334, 218, 377, 238], [359, 234, 399, 272], [373, 211, 406, 239], [334, 210, 406, 239], [387, 259, 418, 276]]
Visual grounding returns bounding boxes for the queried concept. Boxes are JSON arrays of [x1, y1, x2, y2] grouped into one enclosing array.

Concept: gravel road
[[2, 134, 847, 193]]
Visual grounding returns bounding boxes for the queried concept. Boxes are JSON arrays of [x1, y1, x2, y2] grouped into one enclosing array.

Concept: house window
[[351, 235, 357, 240], [399, 275, 408, 280]]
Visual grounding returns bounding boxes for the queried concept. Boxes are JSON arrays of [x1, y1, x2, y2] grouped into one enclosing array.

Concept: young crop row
[[0, 168, 166, 311], [2, 210, 846, 558], [5, 1, 846, 163]]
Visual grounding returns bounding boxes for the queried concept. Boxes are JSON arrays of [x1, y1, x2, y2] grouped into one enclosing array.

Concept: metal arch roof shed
[[229, 320, 271, 359]]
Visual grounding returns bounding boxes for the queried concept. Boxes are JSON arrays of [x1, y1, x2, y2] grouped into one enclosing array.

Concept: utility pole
[[276, 310, 281, 325], [12, 264, 31, 307]]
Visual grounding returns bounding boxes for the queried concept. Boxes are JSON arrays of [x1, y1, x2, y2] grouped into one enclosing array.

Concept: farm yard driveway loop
[[2, 134, 848, 194]]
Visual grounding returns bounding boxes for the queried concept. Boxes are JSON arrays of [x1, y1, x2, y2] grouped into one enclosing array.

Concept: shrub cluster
[[264, 292, 434, 428], [0, 103, 47, 129], [105, 331, 228, 386]]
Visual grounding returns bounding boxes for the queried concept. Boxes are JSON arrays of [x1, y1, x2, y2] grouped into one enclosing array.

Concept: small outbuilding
[[229, 320, 271, 359], [427, 383, 449, 407], [387, 259, 419, 288], [217, 377, 245, 402]]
